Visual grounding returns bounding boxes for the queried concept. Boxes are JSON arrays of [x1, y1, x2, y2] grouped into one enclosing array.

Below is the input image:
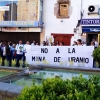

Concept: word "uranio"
[[68, 57, 89, 63]]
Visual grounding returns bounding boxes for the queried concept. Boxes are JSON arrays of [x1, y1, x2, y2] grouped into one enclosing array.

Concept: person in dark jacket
[[6, 42, 12, 67]]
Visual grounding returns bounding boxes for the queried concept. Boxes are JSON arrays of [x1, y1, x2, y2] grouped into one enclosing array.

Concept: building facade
[[0, 0, 43, 44], [43, 0, 82, 45], [80, 0, 100, 45]]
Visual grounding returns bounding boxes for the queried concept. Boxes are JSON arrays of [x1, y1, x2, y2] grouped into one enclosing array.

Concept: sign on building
[[0, 0, 43, 27], [81, 19, 100, 26], [25, 46, 94, 68]]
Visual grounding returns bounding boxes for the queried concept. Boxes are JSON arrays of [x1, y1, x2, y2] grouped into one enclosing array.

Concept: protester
[[92, 38, 98, 48], [82, 41, 86, 46], [0, 38, 96, 68], [77, 39, 83, 46], [72, 41, 77, 46], [15, 40, 24, 67], [31, 40, 35, 46], [5, 42, 12, 66], [1, 43, 6, 66]]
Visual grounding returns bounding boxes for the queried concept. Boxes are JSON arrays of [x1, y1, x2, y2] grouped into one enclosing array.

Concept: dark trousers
[[93, 59, 95, 68], [1, 56, 6, 66], [16, 54, 23, 67], [6, 55, 12, 67]]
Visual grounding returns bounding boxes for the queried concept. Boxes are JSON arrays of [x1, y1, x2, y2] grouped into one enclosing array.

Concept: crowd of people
[[0, 40, 65, 67], [72, 38, 98, 48], [0, 38, 98, 67]]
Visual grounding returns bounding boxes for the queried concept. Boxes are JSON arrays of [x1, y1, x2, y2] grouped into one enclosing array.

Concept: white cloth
[[16, 44, 24, 55], [95, 41, 98, 47]]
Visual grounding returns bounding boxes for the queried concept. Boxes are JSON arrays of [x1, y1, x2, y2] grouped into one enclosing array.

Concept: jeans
[[16, 54, 23, 67], [6, 55, 12, 67], [1, 56, 6, 66]]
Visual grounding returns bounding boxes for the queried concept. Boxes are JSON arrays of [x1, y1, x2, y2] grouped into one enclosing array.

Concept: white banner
[[25, 46, 94, 68]]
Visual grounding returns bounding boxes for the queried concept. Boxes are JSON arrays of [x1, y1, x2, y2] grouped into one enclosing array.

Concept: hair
[[91, 41, 95, 46], [9, 43, 13, 46], [74, 41, 77, 45], [93, 38, 96, 40], [77, 39, 82, 44]]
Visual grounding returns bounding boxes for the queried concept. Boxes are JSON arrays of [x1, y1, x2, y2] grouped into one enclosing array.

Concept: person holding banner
[[92, 38, 98, 49], [77, 39, 83, 46], [15, 40, 24, 67], [72, 41, 77, 46], [22, 41, 30, 68]]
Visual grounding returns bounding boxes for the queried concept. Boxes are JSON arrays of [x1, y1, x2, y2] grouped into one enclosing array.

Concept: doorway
[[51, 33, 74, 46], [87, 34, 98, 45]]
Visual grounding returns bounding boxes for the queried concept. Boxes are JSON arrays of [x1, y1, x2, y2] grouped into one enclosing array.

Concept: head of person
[[19, 40, 22, 44], [73, 41, 77, 45], [9, 43, 13, 46], [56, 41, 59, 45], [51, 42, 55, 46], [59, 42, 63, 46], [33, 40, 35, 43], [82, 41, 85, 44], [77, 39, 82, 45], [36, 43, 39, 46], [13, 44, 16, 48], [43, 41, 46, 46], [93, 38, 96, 42], [45, 42, 48, 46], [91, 41, 95, 46], [26, 41, 30, 45]]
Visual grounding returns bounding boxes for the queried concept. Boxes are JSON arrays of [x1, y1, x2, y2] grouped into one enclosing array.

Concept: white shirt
[[82, 44, 86, 46], [16, 44, 24, 55], [31, 43, 35, 46], [23, 44, 30, 52], [77, 45, 83, 46], [3, 47, 6, 56], [95, 41, 98, 47]]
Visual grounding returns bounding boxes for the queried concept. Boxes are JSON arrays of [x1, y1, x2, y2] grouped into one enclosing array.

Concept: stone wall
[[0, 82, 23, 100], [17, 0, 38, 21], [0, 11, 4, 21]]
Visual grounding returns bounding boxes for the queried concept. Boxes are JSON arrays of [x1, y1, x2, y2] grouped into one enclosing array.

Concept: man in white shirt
[[93, 38, 98, 48], [15, 40, 24, 67], [31, 40, 35, 46]]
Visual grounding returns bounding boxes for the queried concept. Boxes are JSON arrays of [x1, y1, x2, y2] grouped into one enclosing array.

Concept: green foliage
[[0, 57, 28, 67], [4, 59, 9, 66], [15, 75, 100, 100], [92, 47, 100, 63]]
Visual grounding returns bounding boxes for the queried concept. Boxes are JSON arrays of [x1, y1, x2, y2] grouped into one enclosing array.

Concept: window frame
[[59, 3, 68, 16]]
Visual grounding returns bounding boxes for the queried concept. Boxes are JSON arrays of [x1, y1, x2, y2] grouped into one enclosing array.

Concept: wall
[[43, 0, 81, 40], [82, 0, 100, 19], [17, 0, 38, 21]]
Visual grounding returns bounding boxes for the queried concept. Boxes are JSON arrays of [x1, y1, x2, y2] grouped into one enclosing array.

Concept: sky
[[0, 1, 17, 6]]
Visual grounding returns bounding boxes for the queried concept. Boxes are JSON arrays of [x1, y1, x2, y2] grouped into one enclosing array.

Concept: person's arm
[[15, 44, 18, 51]]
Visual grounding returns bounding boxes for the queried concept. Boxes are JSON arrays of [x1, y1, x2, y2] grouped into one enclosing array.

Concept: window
[[54, 0, 71, 19], [59, 4, 68, 16]]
